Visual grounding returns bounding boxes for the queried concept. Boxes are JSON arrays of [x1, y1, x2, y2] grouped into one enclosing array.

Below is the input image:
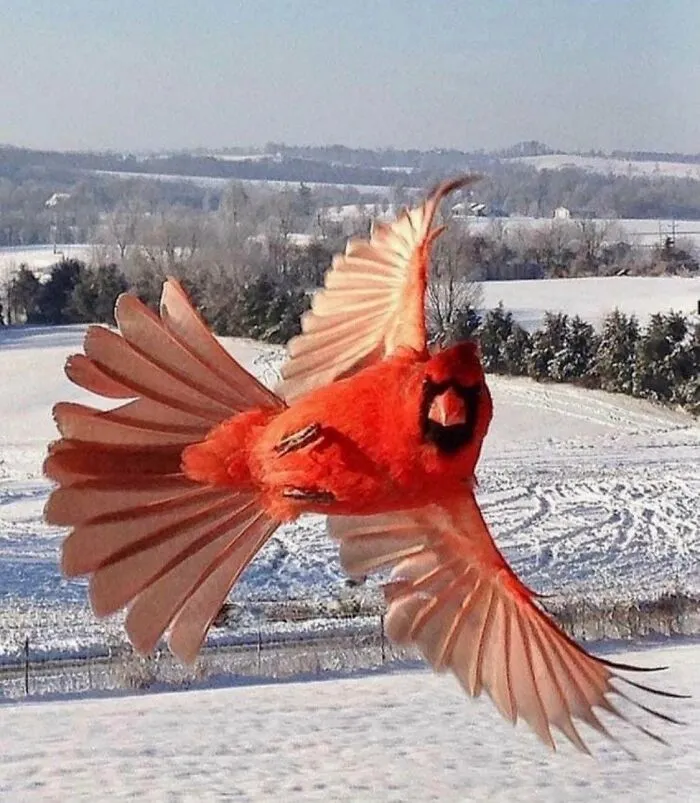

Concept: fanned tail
[[44, 279, 285, 663]]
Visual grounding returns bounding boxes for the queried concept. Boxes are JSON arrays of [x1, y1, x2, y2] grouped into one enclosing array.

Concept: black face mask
[[420, 378, 482, 454]]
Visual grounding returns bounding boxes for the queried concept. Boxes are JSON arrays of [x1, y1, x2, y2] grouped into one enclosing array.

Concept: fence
[[0, 613, 418, 701], [1, 590, 698, 702]]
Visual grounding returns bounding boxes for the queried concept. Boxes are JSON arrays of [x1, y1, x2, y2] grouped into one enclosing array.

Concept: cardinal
[[44, 176, 681, 753]]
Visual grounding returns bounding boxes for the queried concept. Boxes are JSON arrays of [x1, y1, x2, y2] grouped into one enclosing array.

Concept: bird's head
[[420, 341, 492, 456]]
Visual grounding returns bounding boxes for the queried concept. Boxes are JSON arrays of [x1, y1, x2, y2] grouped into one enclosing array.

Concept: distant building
[[553, 206, 571, 220], [451, 201, 507, 218], [45, 192, 71, 208]]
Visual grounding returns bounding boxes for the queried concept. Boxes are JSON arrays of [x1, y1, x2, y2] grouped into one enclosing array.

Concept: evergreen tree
[[36, 260, 84, 324], [7, 266, 42, 323], [477, 303, 531, 375], [679, 321, 700, 413], [549, 315, 599, 382], [209, 273, 309, 344], [67, 264, 128, 324], [526, 311, 569, 380], [460, 305, 483, 339], [478, 303, 514, 373], [501, 323, 532, 375], [632, 311, 692, 404], [592, 309, 640, 393], [448, 304, 482, 343]]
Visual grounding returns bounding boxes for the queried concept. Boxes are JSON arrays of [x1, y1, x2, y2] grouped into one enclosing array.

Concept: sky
[[2, 0, 699, 154]]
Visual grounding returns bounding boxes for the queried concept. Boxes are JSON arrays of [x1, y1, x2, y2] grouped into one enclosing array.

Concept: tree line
[[4, 255, 697, 416], [473, 304, 699, 415], [5, 143, 700, 251], [4, 258, 310, 346]]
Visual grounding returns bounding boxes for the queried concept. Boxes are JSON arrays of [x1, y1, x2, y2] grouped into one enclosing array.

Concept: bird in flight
[[44, 176, 682, 753]]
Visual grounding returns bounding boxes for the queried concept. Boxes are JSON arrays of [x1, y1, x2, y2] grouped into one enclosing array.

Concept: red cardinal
[[45, 176, 680, 752]]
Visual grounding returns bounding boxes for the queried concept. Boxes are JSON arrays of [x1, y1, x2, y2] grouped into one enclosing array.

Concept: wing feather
[[329, 500, 685, 753], [280, 176, 479, 400]]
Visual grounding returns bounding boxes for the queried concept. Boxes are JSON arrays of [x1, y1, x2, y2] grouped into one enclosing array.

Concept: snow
[[0, 244, 95, 285], [211, 153, 275, 162], [0, 641, 697, 800], [509, 153, 700, 181], [479, 275, 700, 331], [0, 290, 698, 659]]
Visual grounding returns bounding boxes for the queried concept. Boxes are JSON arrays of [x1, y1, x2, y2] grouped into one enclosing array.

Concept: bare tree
[[517, 220, 577, 277], [102, 200, 147, 261], [572, 219, 621, 274], [427, 224, 483, 342]]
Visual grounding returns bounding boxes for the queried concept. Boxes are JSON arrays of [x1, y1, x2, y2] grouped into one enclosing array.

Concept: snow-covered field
[[323, 204, 700, 250], [509, 153, 700, 181], [480, 275, 700, 330], [0, 641, 697, 801], [0, 293, 698, 658]]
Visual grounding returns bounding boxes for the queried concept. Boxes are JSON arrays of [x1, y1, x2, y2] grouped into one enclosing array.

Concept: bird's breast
[[251, 360, 430, 516]]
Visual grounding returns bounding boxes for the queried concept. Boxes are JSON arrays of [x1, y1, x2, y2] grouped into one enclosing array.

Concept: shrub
[[208, 273, 310, 343]]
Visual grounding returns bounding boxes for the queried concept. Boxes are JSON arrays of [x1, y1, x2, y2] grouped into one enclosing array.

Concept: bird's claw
[[274, 423, 323, 455], [282, 486, 336, 504]]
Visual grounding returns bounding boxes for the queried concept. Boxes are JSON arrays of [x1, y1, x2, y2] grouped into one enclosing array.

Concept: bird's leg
[[281, 486, 336, 504], [274, 423, 324, 456]]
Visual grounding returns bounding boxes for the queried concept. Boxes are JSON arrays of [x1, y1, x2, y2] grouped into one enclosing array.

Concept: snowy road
[[0, 641, 697, 802]]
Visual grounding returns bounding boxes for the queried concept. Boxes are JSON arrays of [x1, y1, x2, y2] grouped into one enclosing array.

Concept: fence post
[[379, 615, 386, 665], [257, 628, 262, 675], [24, 636, 30, 696]]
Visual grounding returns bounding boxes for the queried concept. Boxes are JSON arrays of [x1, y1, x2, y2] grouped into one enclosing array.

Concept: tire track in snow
[[479, 464, 698, 598]]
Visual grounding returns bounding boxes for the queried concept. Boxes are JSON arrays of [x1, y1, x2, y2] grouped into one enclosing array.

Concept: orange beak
[[427, 387, 467, 427]]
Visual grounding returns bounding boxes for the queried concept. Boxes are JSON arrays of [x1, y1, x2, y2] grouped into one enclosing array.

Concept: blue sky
[[2, 0, 699, 152]]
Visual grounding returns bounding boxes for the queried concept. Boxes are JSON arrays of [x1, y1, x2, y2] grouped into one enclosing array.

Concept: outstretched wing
[[45, 279, 283, 663], [280, 175, 479, 401], [330, 497, 684, 754]]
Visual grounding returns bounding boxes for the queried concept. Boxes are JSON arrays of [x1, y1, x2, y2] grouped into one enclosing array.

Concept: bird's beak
[[427, 387, 467, 427]]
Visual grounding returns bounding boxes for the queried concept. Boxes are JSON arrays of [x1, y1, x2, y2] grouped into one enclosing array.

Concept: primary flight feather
[[44, 175, 682, 753]]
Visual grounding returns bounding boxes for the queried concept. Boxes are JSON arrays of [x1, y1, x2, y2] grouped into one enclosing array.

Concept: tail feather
[[159, 279, 281, 411], [89, 494, 259, 618], [45, 476, 200, 524], [45, 279, 283, 661], [99, 398, 217, 431], [167, 516, 279, 663], [116, 295, 259, 412], [61, 486, 232, 575], [44, 442, 184, 486], [124, 503, 270, 659], [83, 326, 234, 422], [65, 353, 140, 398], [54, 402, 202, 447]]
